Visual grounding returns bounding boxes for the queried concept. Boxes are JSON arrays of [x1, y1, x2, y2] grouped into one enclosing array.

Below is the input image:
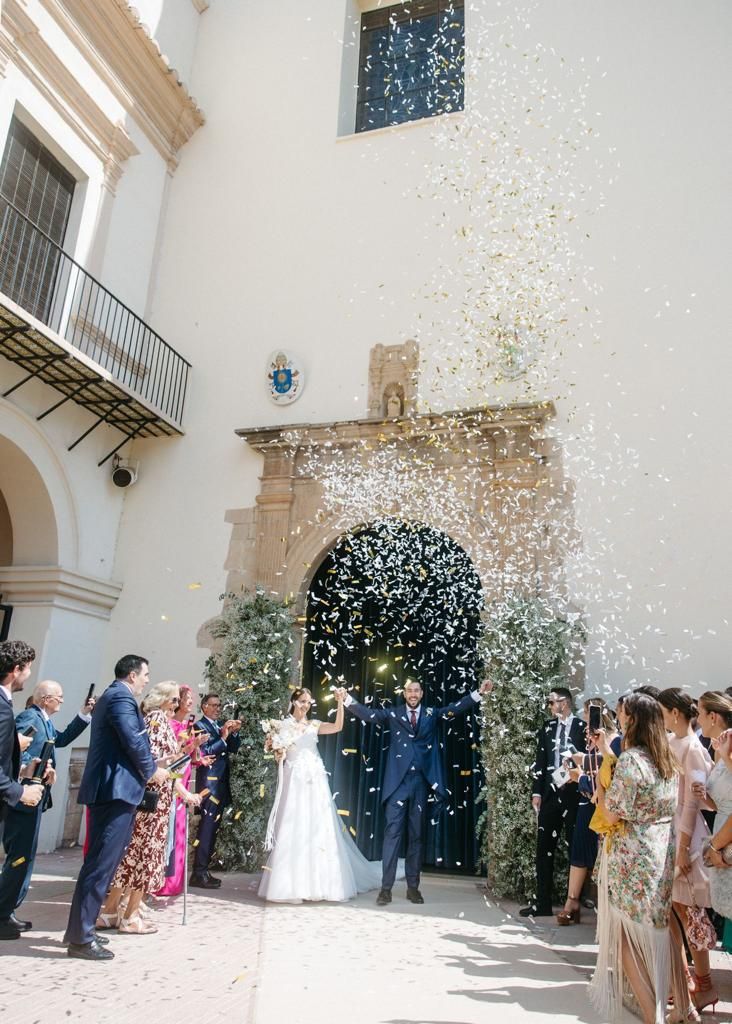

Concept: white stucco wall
[[109, 0, 731, 697]]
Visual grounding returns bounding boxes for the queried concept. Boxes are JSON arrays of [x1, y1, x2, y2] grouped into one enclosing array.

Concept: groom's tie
[[410, 710, 417, 730]]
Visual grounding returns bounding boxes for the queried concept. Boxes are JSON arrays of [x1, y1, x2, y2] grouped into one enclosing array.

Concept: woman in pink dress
[[155, 685, 211, 897]]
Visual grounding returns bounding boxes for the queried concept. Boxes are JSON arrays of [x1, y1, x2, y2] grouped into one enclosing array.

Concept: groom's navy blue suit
[[345, 691, 479, 890]]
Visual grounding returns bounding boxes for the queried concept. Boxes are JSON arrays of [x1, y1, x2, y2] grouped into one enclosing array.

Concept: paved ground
[[0, 851, 730, 1023]]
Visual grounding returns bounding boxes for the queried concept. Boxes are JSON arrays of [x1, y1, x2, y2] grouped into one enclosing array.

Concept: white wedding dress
[[258, 718, 385, 902]]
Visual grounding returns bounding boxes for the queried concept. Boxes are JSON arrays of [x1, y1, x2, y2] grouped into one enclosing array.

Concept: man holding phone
[[0, 680, 95, 934], [521, 687, 586, 918]]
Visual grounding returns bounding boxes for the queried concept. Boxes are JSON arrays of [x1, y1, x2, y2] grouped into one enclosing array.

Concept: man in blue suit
[[190, 694, 241, 889], [0, 680, 95, 932], [64, 655, 168, 961], [336, 677, 490, 905]]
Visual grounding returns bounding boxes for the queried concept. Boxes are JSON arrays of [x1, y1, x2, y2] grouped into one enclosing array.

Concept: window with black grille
[[356, 0, 464, 134], [0, 117, 75, 322]]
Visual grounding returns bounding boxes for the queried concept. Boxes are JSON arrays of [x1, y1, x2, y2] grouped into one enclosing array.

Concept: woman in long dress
[[590, 692, 692, 1024], [258, 687, 385, 903], [657, 687, 716, 1012]]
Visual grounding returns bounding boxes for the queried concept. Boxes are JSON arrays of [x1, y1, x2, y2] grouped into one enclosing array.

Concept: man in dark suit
[[190, 694, 241, 888], [63, 655, 168, 961], [0, 641, 44, 940], [0, 680, 95, 932], [520, 686, 587, 917], [335, 677, 491, 905]]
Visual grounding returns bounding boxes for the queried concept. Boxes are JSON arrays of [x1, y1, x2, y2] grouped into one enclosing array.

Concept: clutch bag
[[137, 787, 160, 813]]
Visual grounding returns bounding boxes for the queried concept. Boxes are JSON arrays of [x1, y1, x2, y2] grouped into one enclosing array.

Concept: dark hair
[[200, 693, 220, 709], [725, 686, 732, 699], [622, 693, 677, 780], [634, 684, 660, 700], [550, 686, 573, 703], [114, 654, 148, 681], [657, 687, 697, 721], [288, 687, 312, 715], [0, 640, 36, 681]]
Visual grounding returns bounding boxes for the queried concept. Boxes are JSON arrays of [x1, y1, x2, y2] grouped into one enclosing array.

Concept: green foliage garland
[[476, 597, 583, 902], [203, 589, 294, 871]]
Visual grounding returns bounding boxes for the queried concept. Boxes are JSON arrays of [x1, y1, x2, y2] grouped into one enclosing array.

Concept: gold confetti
[[337, 809, 350, 817]]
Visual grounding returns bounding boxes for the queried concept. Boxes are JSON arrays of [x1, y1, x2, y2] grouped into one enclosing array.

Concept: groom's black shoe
[[406, 887, 424, 905], [376, 888, 392, 906], [519, 904, 553, 917], [189, 873, 220, 890]]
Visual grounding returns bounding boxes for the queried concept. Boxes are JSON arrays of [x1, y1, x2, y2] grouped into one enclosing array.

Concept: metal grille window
[[356, 0, 464, 133], [0, 117, 75, 322]]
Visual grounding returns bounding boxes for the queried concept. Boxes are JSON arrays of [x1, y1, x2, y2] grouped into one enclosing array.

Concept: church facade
[[0, 0, 729, 851]]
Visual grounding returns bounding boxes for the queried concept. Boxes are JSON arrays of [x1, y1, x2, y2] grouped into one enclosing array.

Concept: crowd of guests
[[525, 683, 732, 1024], [0, 640, 241, 959]]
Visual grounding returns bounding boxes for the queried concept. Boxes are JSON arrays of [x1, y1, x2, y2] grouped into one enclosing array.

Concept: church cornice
[[39, 0, 205, 170]]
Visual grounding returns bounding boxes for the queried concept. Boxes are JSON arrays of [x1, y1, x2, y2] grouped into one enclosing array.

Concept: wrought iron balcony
[[0, 197, 191, 463]]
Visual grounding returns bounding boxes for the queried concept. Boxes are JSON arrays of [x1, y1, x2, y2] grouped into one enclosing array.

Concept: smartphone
[[167, 753, 192, 773], [588, 704, 603, 733], [85, 683, 96, 704], [22, 724, 37, 738]]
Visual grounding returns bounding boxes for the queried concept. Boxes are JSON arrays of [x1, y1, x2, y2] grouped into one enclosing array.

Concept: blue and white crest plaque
[[267, 350, 303, 405]]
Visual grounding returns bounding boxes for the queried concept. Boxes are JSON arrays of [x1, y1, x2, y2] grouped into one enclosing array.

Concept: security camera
[[111, 456, 138, 488]]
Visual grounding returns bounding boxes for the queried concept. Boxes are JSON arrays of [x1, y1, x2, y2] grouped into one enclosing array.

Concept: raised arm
[[318, 690, 345, 735], [334, 687, 390, 725]]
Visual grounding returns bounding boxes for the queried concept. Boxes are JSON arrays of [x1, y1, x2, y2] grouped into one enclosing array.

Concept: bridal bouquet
[[260, 717, 298, 757]]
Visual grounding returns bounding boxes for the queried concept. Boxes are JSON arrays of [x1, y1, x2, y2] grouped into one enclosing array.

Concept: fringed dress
[[590, 746, 682, 1024]]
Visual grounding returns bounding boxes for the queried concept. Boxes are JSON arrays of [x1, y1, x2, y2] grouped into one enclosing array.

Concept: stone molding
[[40, 0, 205, 169], [0, 565, 123, 619], [0, 0, 139, 193]]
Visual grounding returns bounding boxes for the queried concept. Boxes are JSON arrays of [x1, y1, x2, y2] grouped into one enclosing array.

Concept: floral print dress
[[604, 746, 678, 927]]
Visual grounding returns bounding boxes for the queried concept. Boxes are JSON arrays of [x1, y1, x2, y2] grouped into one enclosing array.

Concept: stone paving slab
[[0, 851, 730, 1024]]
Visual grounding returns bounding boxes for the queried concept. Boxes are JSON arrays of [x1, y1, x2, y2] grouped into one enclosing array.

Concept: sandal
[[95, 911, 119, 930], [556, 896, 581, 926], [118, 913, 158, 934]]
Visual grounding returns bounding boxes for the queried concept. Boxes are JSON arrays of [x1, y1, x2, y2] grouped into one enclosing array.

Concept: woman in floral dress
[[590, 692, 691, 1024], [97, 682, 200, 933]]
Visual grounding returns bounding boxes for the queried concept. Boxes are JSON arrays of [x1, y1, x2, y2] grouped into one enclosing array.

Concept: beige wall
[[104, 0, 730, 696]]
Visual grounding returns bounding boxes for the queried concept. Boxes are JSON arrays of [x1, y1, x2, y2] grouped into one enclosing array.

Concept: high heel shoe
[[692, 973, 718, 1014], [556, 896, 581, 925]]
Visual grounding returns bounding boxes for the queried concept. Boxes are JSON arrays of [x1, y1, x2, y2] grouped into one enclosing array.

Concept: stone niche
[[367, 339, 419, 419]]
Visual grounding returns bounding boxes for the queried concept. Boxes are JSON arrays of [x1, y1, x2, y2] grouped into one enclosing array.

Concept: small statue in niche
[[383, 384, 404, 418]]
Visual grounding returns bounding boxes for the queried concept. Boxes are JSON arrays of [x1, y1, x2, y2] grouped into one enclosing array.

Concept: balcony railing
[[0, 196, 190, 433]]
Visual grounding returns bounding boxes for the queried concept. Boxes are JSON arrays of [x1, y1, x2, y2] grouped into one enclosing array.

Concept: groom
[[334, 678, 490, 905]]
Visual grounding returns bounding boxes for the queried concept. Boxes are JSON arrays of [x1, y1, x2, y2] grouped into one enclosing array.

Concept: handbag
[[682, 874, 717, 952], [136, 787, 160, 813], [701, 836, 732, 867]]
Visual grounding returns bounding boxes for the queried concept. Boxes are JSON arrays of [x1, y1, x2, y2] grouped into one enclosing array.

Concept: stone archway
[[212, 400, 576, 678]]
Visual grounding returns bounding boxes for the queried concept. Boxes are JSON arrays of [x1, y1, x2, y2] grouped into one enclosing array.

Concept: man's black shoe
[[67, 938, 114, 961], [0, 918, 21, 940], [9, 913, 31, 931], [519, 904, 553, 917], [189, 873, 220, 889], [406, 887, 425, 904], [376, 888, 392, 906], [63, 932, 110, 948]]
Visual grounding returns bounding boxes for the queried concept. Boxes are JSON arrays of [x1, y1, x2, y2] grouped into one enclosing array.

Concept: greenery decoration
[[476, 597, 584, 902], [203, 588, 294, 871]]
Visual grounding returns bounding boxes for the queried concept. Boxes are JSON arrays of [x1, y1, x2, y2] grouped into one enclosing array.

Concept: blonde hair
[[141, 680, 180, 714], [698, 690, 732, 727]]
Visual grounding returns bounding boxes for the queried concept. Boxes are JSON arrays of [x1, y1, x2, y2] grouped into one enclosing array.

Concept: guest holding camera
[[190, 694, 241, 889], [590, 692, 690, 1024], [0, 680, 95, 934], [658, 687, 717, 1013], [98, 682, 200, 933], [155, 684, 211, 897], [64, 655, 169, 960], [557, 698, 620, 926], [521, 687, 586, 917]]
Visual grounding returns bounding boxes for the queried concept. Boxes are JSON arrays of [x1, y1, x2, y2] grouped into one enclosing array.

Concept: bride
[[258, 686, 386, 903]]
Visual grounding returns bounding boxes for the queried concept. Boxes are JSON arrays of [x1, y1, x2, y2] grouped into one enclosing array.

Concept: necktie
[[556, 722, 566, 768], [410, 710, 417, 730]]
